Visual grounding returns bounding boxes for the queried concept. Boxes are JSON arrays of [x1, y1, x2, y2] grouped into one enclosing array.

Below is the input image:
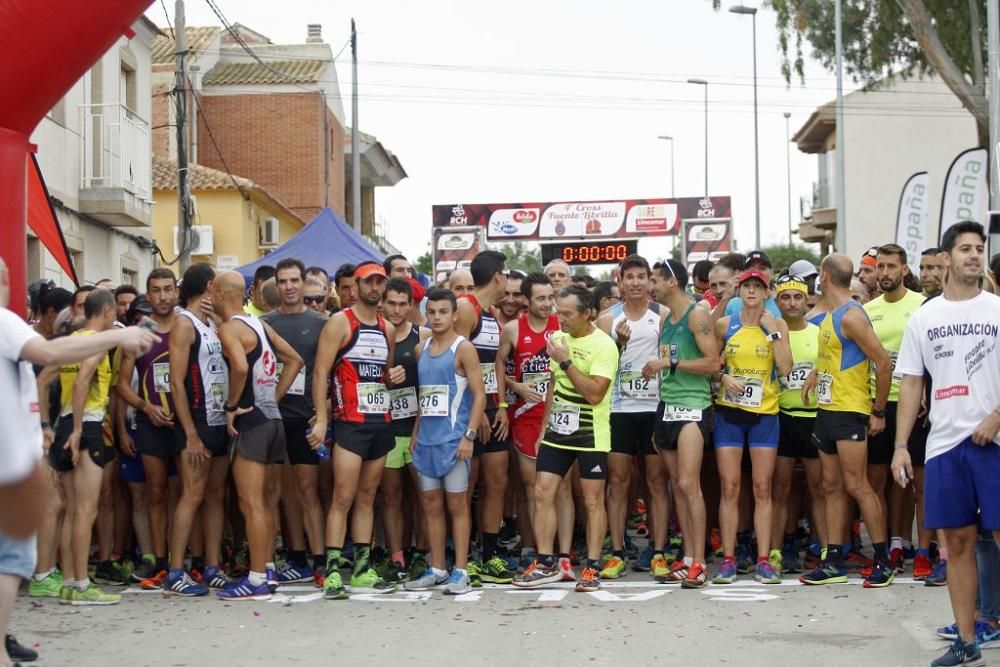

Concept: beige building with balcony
[[793, 75, 977, 258], [29, 16, 161, 287]]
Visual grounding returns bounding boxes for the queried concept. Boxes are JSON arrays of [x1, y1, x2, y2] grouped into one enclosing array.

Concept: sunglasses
[[863, 247, 879, 258], [654, 260, 677, 280], [303, 296, 325, 305], [776, 274, 805, 284]]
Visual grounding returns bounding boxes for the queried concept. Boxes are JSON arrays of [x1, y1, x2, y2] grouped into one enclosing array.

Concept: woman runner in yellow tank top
[[712, 269, 792, 585]]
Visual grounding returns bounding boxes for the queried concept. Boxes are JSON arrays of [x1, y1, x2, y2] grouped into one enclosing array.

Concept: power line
[[159, 0, 174, 41]]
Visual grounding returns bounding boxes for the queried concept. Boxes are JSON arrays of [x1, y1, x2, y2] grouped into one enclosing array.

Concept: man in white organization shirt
[[893, 221, 1000, 667], [0, 257, 157, 666]]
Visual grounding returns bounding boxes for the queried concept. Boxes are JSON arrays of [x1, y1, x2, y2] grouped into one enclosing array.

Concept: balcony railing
[[79, 103, 151, 200]]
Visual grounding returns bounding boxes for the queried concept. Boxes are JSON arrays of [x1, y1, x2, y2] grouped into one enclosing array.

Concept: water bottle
[[306, 426, 332, 460]]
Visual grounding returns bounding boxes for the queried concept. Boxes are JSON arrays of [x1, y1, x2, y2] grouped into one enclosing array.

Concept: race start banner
[[432, 197, 732, 241]]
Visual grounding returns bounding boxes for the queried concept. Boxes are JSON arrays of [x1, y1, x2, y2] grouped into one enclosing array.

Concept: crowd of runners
[[1, 220, 999, 666]]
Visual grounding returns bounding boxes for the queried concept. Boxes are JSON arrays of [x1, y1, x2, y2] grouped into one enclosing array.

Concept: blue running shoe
[[735, 543, 754, 574], [404, 568, 449, 591], [937, 620, 996, 642], [927, 560, 949, 587], [204, 566, 232, 590], [713, 558, 737, 584], [632, 545, 654, 572], [799, 561, 848, 585], [266, 566, 278, 593], [444, 568, 472, 596], [624, 535, 640, 561], [755, 561, 781, 584], [931, 639, 984, 666], [165, 570, 208, 597], [276, 562, 312, 584], [216, 576, 272, 601], [977, 624, 1000, 649]]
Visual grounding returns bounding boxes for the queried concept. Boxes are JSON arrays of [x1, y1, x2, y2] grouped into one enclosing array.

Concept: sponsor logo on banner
[[438, 234, 475, 250], [449, 205, 468, 226], [895, 172, 930, 274], [939, 148, 988, 242], [540, 202, 625, 239], [697, 197, 716, 218], [487, 208, 540, 237], [689, 224, 726, 241], [626, 203, 678, 234], [436, 260, 457, 271], [935, 385, 969, 400]]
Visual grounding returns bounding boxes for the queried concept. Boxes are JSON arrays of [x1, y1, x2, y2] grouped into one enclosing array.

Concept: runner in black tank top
[[454, 250, 516, 585]]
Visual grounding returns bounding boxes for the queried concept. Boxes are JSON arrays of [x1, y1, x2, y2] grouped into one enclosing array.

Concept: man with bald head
[[448, 269, 474, 296], [215, 271, 304, 600], [800, 253, 894, 588], [544, 260, 571, 291]]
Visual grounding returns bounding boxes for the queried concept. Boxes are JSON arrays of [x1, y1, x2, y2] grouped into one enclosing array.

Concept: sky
[[153, 0, 862, 262]]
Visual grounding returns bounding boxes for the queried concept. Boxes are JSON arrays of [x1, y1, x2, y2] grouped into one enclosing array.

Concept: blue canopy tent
[[237, 208, 385, 284]]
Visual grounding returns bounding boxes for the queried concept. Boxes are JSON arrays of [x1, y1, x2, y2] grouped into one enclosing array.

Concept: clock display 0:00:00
[[562, 241, 636, 264]]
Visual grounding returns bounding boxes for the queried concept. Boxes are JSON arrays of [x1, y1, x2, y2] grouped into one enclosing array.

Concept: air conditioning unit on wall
[[173, 225, 214, 256], [259, 217, 279, 247]]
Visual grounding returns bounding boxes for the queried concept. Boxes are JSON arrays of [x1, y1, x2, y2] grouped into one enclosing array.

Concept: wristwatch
[[872, 407, 887, 418], [464, 428, 477, 440], [559, 359, 572, 371], [765, 331, 781, 342], [224, 404, 239, 413], [669, 357, 679, 375]]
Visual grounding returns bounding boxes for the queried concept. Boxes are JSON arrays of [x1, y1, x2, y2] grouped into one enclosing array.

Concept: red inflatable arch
[[0, 0, 152, 315]]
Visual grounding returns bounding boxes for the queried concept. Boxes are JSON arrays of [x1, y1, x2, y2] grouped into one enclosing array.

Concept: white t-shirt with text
[[0, 308, 43, 485], [896, 291, 1000, 462]]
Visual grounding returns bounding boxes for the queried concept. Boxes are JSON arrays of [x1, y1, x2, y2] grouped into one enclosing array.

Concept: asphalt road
[[9, 570, 966, 666]]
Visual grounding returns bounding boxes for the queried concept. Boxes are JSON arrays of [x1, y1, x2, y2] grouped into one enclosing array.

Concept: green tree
[[759, 242, 822, 272], [414, 250, 433, 275], [496, 241, 542, 273], [712, 0, 989, 146]]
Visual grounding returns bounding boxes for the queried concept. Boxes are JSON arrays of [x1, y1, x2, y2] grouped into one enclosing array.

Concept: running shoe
[[190, 565, 204, 585], [768, 549, 783, 576], [113, 559, 135, 582], [713, 559, 737, 584], [803, 551, 822, 571], [682, 561, 709, 589], [498, 521, 520, 551], [28, 571, 62, 598], [94, 560, 130, 586], [927, 560, 949, 587], [499, 552, 520, 572], [903, 543, 917, 560], [139, 569, 168, 591], [889, 547, 905, 574], [651, 553, 671, 581], [5, 632, 38, 663], [633, 545, 654, 572], [976, 624, 1000, 649], [599, 555, 627, 579], [735, 543, 754, 574], [661, 560, 689, 584], [575, 566, 600, 592], [845, 551, 873, 571], [479, 556, 515, 584], [165, 571, 209, 597], [216, 576, 272, 601], [755, 561, 781, 584], [936, 619, 995, 642], [70, 583, 122, 606], [276, 561, 313, 584], [405, 569, 449, 591], [130, 559, 156, 584], [913, 553, 934, 581], [930, 639, 985, 666], [204, 566, 232, 590], [558, 557, 576, 581], [513, 561, 561, 588], [313, 566, 326, 588], [322, 570, 349, 600], [518, 552, 537, 574], [266, 566, 278, 593], [58, 586, 74, 604], [624, 535, 640, 560], [780, 543, 802, 574], [375, 559, 409, 584], [710, 528, 723, 558], [444, 569, 472, 596], [350, 567, 396, 594], [407, 552, 429, 581], [467, 560, 483, 588], [799, 561, 848, 585], [634, 522, 649, 537]]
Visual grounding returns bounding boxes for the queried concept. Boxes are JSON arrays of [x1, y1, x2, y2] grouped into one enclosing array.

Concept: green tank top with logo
[[658, 303, 711, 409]]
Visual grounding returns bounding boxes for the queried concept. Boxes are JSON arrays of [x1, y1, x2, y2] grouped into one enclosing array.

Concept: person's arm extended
[[762, 315, 793, 377], [219, 322, 250, 410], [169, 316, 198, 440], [683, 308, 723, 375], [546, 335, 611, 406], [36, 364, 58, 453], [263, 322, 304, 404], [308, 313, 347, 447], [20, 327, 156, 367]]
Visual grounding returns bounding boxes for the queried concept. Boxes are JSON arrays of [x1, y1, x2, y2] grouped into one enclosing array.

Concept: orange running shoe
[[682, 561, 708, 589], [140, 569, 167, 590], [575, 566, 600, 592], [913, 553, 933, 581]]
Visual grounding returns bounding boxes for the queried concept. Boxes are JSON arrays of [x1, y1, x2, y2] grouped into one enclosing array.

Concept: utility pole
[[351, 19, 361, 235], [175, 0, 191, 272], [784, 112, 793, 245], [834, 0, 847, 252]]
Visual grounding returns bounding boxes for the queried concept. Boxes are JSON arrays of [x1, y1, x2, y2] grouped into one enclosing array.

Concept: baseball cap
[[354, 261, 388, 281], [775, 274, 808, 295], [126, 295, 153, 322], [406, 276, 426, 304], [737, 269, 770, 286], [788, 259, 818, 278], [745, 251, 772, 269]]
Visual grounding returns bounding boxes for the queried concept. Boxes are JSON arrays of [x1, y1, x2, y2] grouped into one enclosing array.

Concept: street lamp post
[[784, 112, 793, 245], [729, 4, 760, 249], [657, 135, 675, 197], [687, 79, 708, 199]]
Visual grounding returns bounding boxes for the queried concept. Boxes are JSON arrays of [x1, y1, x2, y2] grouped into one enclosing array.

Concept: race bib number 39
[[548, 402, 581, 435], [817, 372, 834, 405], [419, 385, 449, 417], [480, 363, 498, 395], [358, 383, 389, 414], [390, 387, 418, 419], [724, 376, 763, 409]]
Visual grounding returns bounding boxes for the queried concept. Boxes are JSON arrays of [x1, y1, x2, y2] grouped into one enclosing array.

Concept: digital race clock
[[540, 240, 638, 266]]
